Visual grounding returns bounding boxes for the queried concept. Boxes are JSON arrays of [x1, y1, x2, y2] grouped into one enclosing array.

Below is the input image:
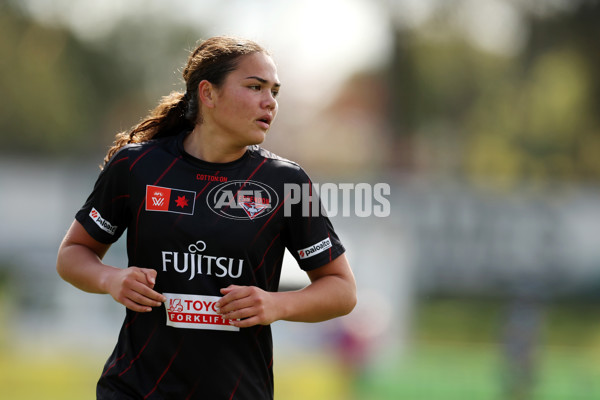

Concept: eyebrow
[[245, 76, 281, 88]]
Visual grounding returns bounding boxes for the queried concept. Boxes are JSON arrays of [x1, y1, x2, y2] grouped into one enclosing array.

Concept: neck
[[184, 125, 247, 163]]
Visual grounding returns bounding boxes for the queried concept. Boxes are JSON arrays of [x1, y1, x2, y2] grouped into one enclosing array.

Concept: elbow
[[56, 240, 80, 282], [56, 249, 68, 280], [339, 283, 357, 317], [338, 269, 357, 317], [347, 290, 358, 316]]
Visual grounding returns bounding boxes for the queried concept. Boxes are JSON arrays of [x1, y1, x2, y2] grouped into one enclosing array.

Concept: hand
[[216, 285, 280, 328], [106, 267, 166, 312]]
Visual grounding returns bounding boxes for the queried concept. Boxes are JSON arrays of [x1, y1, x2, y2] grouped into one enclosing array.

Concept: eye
[[271, 89, 279, 98], [248, 85, 261, 91]]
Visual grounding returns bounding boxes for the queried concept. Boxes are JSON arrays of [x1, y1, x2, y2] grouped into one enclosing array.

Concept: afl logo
[[206, 180, 279, 220]]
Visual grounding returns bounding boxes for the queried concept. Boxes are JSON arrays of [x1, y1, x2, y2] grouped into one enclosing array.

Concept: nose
[[263, 92, 277, 111]]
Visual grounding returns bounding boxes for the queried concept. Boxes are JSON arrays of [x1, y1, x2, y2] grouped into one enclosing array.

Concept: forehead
[[230, 52, 279, 84]]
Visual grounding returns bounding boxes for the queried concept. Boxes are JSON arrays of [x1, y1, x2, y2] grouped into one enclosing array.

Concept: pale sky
[[18, 0, 393, 105], [17, 0, 574, 106]]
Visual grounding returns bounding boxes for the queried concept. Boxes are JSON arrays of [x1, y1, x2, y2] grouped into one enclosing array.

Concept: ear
[[198, 80, 217, 108]]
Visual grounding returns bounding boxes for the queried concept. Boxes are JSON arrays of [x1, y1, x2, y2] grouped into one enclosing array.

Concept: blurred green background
[[2, 0, 600, 399]]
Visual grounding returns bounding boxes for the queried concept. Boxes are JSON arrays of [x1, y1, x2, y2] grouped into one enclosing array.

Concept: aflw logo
[[151, 196, 165, 207], [146, 185, 195, 215]]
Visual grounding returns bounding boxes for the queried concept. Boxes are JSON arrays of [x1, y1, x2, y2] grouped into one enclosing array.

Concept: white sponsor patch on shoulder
[[89, 207, 117, 235], [163, 293, 239, 332], [297, 238, 332, 260]]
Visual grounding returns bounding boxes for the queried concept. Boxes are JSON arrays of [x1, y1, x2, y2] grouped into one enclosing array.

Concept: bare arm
[[56, 220, 166, 312], [216, 253, 357, 327]]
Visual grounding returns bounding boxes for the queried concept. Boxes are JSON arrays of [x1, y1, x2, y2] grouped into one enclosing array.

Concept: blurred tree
[[0, 3, 123, 155], [521, 0, 600, 184], [4, 0, 599, 185], [0, 2, 199, 158], [386, 0, 600, 188]]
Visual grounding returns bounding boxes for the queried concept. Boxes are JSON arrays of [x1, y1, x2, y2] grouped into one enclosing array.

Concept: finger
[[121, 297, 153, 313], [134, 270, 166, 302], [126, 286, 163, 308], [129, 281, 166, 304], [142, 269, 158, 286], [219, 296, 256, 315], [222, 305, 256, 321], [229, 316, 260, 328], [217, 286, 245, 306], [129, 267, 156, 287], [217, 288, 252, 313], [219, 284, 241, 296]]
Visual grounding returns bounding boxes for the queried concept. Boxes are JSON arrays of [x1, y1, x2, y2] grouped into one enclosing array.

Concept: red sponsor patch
[[146, 185, 195, 215], [146, 185, 171, 211], [163, 293, 239, 331]]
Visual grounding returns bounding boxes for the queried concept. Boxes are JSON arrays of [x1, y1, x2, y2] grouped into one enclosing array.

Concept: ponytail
[[102, 36, 266, 168], [102, 91, 193, 167]]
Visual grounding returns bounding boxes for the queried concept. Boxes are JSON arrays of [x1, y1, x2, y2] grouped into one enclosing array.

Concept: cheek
[[225, 93, 254, 116], [217, 100, 246, 122]]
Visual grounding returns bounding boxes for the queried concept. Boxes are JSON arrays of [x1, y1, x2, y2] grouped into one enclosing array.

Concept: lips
[[256, 115, 273, 129]]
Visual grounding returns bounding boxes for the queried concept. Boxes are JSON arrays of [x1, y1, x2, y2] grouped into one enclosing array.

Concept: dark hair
[[103, 36, 267, 166]]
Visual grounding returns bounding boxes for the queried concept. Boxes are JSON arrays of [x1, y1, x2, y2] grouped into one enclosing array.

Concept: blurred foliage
[[0, 2, 198, 157], [0, 4, 119, 154], [388, 0, 600, 187], [1, 0, 599, 185]]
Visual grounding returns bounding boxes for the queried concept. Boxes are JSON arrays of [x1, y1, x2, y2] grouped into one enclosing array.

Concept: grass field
[[0, 351, 99, 400], [2, 343, 600, 400], [2, 297, 600, 399]]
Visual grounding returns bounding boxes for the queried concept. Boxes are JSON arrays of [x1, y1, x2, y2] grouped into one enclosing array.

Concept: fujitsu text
[[161, 240, 244, 280]]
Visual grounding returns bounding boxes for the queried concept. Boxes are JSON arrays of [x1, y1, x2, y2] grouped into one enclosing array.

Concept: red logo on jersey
[[239, 193, 271, 220], [169, 298, 184, 312], [175, 195, 189, 209], [146, 185, 196, 215]]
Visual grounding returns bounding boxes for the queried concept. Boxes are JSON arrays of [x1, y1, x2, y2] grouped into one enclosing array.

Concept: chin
[[246, 132, 267, 146]]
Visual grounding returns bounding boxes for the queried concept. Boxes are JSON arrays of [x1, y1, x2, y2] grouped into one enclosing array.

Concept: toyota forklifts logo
[[206, 180, 279, 220]]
